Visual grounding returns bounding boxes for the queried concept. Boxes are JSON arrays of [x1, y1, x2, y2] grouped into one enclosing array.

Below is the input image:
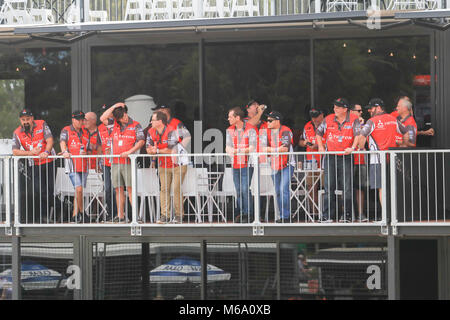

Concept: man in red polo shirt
[[393, 97, 417, 147], [84, 112, 100, 171], [96, 105, 116, 221], [60, 110, 91, 223], [244, 99, 268, 130], [298, 108, 325, 218], [100, 103, 145, 223], [147, 111, 188, 224], [316, 98, 361, 223], [359, 98, 412, 208], [261, 111, 295, 223], [226, 107, 257, 223], [12, 108, 55, 223]]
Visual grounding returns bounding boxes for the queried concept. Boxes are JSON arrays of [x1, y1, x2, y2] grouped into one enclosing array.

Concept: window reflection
[[0, 48, 71, 146], [91, 44, 199, 135], [205, 41, 311, 136], [314, 37, 430, 119]]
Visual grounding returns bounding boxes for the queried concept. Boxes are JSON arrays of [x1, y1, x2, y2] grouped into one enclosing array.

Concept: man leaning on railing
[[316, 98, 361, 223], [12, 108, 56, 224], [226, 106, 257, 224], [261, 111, 295, 223], [358, 98, 414, 210], [146, 111, 185, 224], [60, 110, 91, 223]]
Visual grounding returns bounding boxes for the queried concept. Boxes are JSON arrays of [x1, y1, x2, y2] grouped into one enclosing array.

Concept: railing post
[[389, 151, 398, 229], [381, 151, 387, 226], [253, 153, 260, 224], [13, 157, 20, 228], [130, 155, 138, 225], [4, 157, 11, 228]]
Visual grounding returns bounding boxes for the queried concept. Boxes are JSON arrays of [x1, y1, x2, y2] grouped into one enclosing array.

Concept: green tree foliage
[[0, 80, 24, 138]]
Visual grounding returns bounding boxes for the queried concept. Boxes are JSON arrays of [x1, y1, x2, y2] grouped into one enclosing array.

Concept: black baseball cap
[[151, 105, 170, 111], [365, 98, 384, 109], [246, 99, 259, 108], [309, 108, 323, 118], [267, 111, 282, 121], [72, 110, 85, 120], [333, 98, 350, 108], [19, 108, 33, 117]]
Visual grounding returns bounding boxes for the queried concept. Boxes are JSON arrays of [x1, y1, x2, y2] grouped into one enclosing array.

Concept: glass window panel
[[91, 44, 199, 135], [314, 37, 430, 122], [205, 40, 311, 142], [0, 48, 71, 145]]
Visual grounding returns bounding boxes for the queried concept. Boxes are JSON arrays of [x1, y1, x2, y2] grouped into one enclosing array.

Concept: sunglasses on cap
[[309, 110, 322, 118]]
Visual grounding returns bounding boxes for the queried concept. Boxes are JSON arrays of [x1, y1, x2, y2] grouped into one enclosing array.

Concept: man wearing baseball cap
[[100, 103, 145, 223], [316, 98, 362, 223], [358, 98, 411, 213], [12, 108, 55, 224], [298, 108, 325, 219], [261, 111, 295, 223], [60, 110, 91, 223], [245, 99, 268, 131], [96, 104, 116, 222]]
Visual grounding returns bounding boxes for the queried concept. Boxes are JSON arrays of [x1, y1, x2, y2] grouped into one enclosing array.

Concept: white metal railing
[[0, 0, 448, 26], [389, 149, 449, 226], [5, 150, 447, 229]]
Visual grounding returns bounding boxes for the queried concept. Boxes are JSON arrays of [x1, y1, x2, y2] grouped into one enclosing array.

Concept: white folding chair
[[84, 170, 108, 222], [180, 166, 205, 222], [65, 3, 80, 23], [137, 168, 160, 223], [176, 0, 200, 19], [215, 167, 236, 216], [203, 0, 231, 17], [251, 164, 279, 222], [54, 167, 75, 200], [125, 0, 152, 20], [151, 0, 177, 20], [1, 0, 33, 24], [29, 8, 54, 24], [196, 168, 227, 223], [326, 0, 359, 11], [230, 0, 260, 17]]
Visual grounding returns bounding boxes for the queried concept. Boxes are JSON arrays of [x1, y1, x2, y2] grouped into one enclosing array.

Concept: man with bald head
[[85, 111, 100, 170]]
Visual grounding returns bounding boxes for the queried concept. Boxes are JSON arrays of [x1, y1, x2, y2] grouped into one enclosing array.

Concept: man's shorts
[[369, 163, 382, 190], [69, 172, 88, 188], [111, 164, 132, 188], [353, 164, 368, 189]]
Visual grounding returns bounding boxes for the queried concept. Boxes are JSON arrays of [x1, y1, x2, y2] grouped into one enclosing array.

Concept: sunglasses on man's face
[[354, 110, 363, 113], [267, 119, 277, 123]]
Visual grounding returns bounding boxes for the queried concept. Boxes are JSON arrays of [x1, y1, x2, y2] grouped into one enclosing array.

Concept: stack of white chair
[[176, 0, 200, 19], [230, 0, 260, 17], [151, 0, 177, 20], [203, 0, 231, 17], [326, 0, 359, 12], [0, 0, 33, 24]]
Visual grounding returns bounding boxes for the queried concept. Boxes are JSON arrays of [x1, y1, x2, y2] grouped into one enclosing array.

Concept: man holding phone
[[298, 108, 325, 218]]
